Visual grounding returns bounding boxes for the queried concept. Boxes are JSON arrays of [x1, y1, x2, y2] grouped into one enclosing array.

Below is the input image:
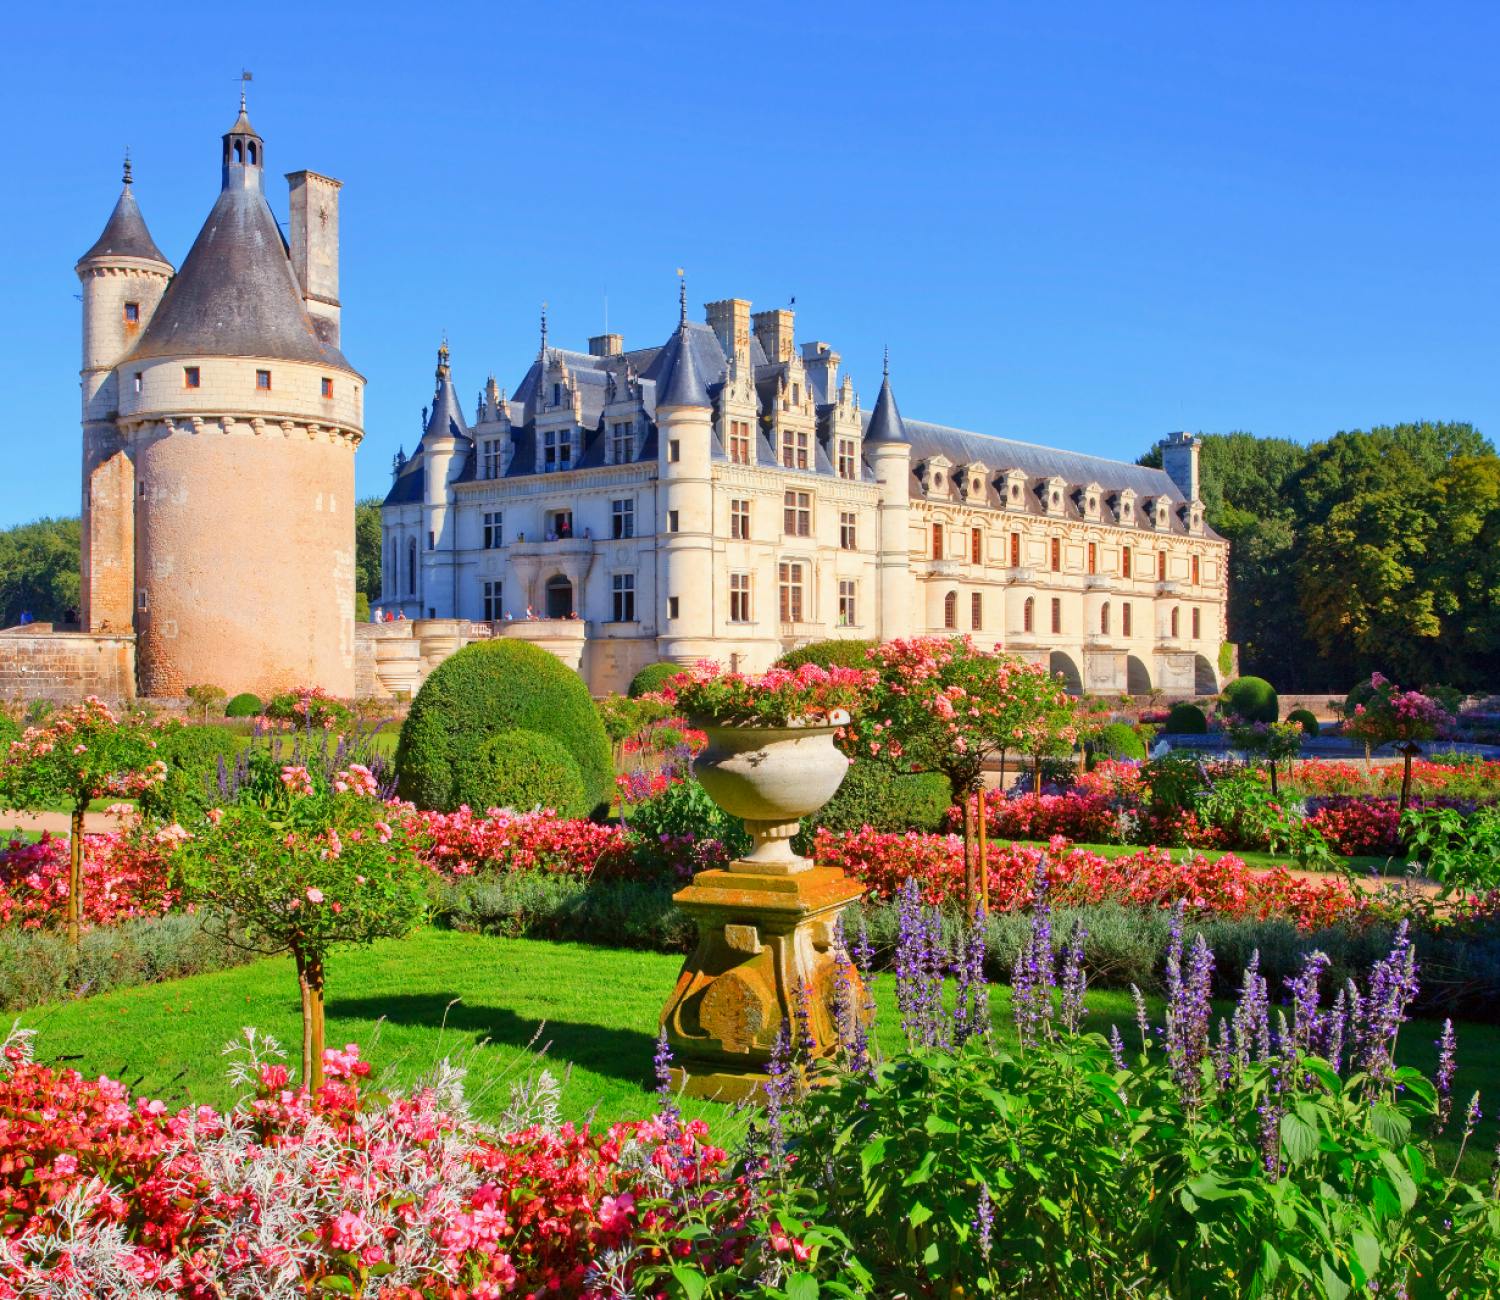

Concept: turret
[[655, 280, 716, 662], [866, 350, 914, 640], [1159, 431, 1201, 503], [221, 96, 264, 193]]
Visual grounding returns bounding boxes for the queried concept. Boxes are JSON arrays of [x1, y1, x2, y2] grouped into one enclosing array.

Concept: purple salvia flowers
[[954, 904, 991, 1046], [1058, 923, 1088, 1034], [1434, 1019, 1457, 1133], [974, 1182, 994, 1263], [1108, 1024, 1128, 1072], [1356, 920, 1419, 1089], [1230, 951, 1270, 1074], [1286, 950, 1330, 1056], [1131, 984, 1151, 1058], [763, 1023, 794, 1176]]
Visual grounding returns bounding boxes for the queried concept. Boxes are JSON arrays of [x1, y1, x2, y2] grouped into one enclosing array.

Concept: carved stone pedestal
[[659, 865, 866, 1105]]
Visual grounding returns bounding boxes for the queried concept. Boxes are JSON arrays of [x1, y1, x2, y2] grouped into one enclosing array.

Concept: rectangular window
[[1051, 537, 1061, 571], [1123, 602, 1132, 636], [729, 572, 752, 622], [731, 499, 751, 540], [1122, 546, 1132, 578], [256, 369, 272, 390], [730, 420, 752, 465], [971, 527, 983, 565], [559, 431, 572, 468], [1159, 551, 1168, 580], [1010, 532, 1021, 567], [611, 498, 635, 539], [668, 596, 680, 620], [482, 511, 502, 549], [667, 510, 680, 533], [1192, 554, 1201, 586], [481, 439, 501, 480], [427, 530, 435, 551], [971, 592, 983, 630], [783, 490, 811, 537], [779, 561, 805, 623], [321, 377, 334, 398], [836, 437, 857, 480], [133, 372, 143, 394], [611, 421, 634, 463], [781, 428, 809, 470], [668, 439, 680, 463], [482, 580, 502, 621], [1192, 607, 1202, 639], [123, 302, 140, 324], [136, 588, 148, 612], [183, 366, 200, 389], [612, 573, 636, 622], [1088, 542, 1097, 575], [840, 511, 857, 551], [543, 429, 558, 471], [1051, 597, 1062, 634], [932, 522, 944, 559], [838, 579, 857, 627]]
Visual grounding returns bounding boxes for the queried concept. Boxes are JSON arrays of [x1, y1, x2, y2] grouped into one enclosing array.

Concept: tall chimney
[[286, 170, 342, 347], [1158, 431, 1201, 502], [752, 307, 795, 363], [706, 298, 752, 366]]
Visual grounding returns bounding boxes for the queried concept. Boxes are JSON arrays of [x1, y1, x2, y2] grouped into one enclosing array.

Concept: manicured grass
[[1004, 837, 1399, 876], [16, 929, 1494, 1176]]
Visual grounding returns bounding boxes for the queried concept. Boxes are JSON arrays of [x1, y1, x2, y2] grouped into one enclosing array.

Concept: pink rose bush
[[0, 826, 179, 931], [407, 806, 633, 880], [0, 1026, 733, 1299], [813, 828, 1363, 928]]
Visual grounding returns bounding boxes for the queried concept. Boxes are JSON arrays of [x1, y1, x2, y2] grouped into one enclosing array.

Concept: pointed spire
[[424, 339, 469, 443], [865, 350, 909, 446], [77, 156, 171, 269], [539, 302, 549, 361], [122, 148, 132, 186], [677, 268, 687, 327], [883, 344, 889, 379]]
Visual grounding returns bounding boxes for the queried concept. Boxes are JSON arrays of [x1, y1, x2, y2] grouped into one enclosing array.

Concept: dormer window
[[542, 428, 573, 471], [553, 383, 562, 406], [184, 366, 200, 389], [1010, 484, 1020, 499], [836, 437, 858, 480], [934, 472, 944, 489]]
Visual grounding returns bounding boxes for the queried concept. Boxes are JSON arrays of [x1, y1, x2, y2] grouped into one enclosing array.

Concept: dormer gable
[[1114, 487, 1137, 526], [1182, 498, 1205, 535], [959, 461, 991, 502], [1150, 495, 1172, 531], [1078, 480, 1104, 521], [1001, 468, 1028, 511], [917, 454, 954, 497], [1042, 475, 1067, 517]]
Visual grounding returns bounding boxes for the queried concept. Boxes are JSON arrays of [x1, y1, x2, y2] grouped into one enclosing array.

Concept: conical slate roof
[[652, 323, 711, 409], [865, 368, 909, 445], [422, 347, 470, 443], [78, 183, 171, 268], [126, 184, 355, 372]]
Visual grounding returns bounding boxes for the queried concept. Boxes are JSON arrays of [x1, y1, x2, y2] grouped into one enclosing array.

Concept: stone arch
[[1049, 650, 1083, 696], [1194, 653, 1219, 695], [544, 574, 574, 619], [1126, 654, 1152, 695]]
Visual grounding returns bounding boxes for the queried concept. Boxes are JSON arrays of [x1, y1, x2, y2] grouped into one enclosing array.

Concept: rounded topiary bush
[[1096, 722, 1147, 761], [1164, 703, 1208, 735], [628, 663, 685, 699], [775, 639, 878, 671], [450, 729, 588, 816], [225, 693, 263, 718], [1221, 675, 1280, 724], [793, 759, 951, 855], [1287, 708, 1321, 738], [397, 640, 613, 815]]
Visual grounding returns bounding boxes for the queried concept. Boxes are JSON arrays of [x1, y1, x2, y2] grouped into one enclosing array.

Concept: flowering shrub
[[1304, 796, 1406, 857], [955, 789, 1124, 843], [1343, 672, 1453, 748], [655, 660, 873, 726], [0, 824, 180, 931], [408, 805, 633, 879], [0, 1027, 732, 1299], [813, 828, 1362, 927], [259, 685, 354, 731]]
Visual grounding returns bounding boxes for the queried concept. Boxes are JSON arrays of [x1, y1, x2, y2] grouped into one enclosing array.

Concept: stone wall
[[0, 629, 136, 704]]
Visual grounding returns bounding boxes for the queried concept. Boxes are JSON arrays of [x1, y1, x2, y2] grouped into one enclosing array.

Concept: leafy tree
[[354, 496, 384, 605], [184, 684, 228, 724], [0, 517, 81, 626]]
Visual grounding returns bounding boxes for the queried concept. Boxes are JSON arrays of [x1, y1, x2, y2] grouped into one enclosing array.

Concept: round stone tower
[[83, 101, 364, 698]]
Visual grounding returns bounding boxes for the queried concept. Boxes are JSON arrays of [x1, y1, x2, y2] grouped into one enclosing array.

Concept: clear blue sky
[[2, 0, 1496, 528]]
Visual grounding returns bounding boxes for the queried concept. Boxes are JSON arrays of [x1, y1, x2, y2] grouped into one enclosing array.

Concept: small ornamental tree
[[179, 757, 427, 1089], [184, 683, 228, 724], [1225, 717, 1306, 795], [0, 697, 168, 945], [850, 637, 1073, 908], [1343, 672, 1454, 811]]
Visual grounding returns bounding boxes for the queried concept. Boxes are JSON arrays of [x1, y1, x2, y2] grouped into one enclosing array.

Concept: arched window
[[943, 590, 958, 630], [1101, 602, 1110, 635], [1023, 597, 1034, 633], [247, 142, 257, 165], [234, 140, 244, 163], [1171, 606, 1180, 638], [406, 537, 417, 596], [971, 592, 983, 630], [1192, 607, 1201, 639]]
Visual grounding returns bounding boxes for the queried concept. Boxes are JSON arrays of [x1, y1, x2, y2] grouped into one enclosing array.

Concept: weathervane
[[235, 68, 253, 112]]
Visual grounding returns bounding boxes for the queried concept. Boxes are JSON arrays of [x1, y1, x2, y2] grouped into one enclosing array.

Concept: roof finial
[[676, 268, 687, 327], [122, 148, 132, 186], [237, 69, 253, 115], [539, 302, 548, 361], [436, 333, 450, 379], [882, 344, 889, 380]]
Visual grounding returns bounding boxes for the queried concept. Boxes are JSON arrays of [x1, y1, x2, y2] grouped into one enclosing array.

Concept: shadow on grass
[[326, 993, 657, 1088]]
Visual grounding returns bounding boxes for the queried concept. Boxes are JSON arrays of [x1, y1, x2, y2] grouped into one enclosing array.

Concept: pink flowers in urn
[[653, 660, 875, 726]]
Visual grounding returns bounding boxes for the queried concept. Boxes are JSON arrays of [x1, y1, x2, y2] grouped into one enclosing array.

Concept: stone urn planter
[[659, 710, 868, 1103]]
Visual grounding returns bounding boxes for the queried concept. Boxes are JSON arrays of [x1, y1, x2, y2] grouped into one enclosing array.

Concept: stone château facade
[[381, 289, 1229, 697], [77, 100, 362, 698]]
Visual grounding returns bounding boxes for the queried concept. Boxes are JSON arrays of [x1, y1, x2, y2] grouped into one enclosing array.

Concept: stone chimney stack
[[705, 299, 752, 368], [286, 170, 342, 347], [801, 341, 839, 396], [752, 307, 795, 363], [589, 333, 624, 357], [1159, 431, 1201, 502]]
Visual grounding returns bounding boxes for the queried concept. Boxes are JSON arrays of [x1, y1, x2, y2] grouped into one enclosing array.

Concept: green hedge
[[1287, 708, 1321, 738], [627, 663, 684, 699], [224, 693, 262, 718], [140, 724, 240, 820], [794, 759, 951, 853], [450, 729, 588, 817], [397, 639, 612, 815], [1094, 722, 1146, 762], [1164, 703, 1208, 735], [1221, 675, 1279, 723], [775, 638, 879, 671], [0, 715, 17, 748]]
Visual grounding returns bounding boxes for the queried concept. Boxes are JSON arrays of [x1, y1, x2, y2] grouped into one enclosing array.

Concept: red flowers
[[0, 827, 178, 931], [407, 806, 634, 879]]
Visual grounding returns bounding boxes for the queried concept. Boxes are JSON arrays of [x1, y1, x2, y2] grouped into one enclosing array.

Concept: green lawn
[[16, 929, 1494, 1175], [1004, 837, 1400, 877]]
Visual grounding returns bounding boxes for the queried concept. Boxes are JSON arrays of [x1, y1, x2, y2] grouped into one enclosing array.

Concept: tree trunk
[[962, 795, 975, 913], [1400, 750, 1415, 814], [1268, 760, 1279, 797], [296, 951, 327, 1091], [1033, 753, 1043, 795], [67, 804, 84, 948], [977, 789, 989, 914], [998, 749, 1006, 794]]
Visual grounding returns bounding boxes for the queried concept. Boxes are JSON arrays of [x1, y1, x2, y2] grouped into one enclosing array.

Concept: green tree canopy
[[0, 517, 80, 626]]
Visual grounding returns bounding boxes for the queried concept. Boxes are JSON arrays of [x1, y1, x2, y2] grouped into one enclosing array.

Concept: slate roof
[[78, 183, 171, 268], [126, 185, 357, 373], [652, 324, 711, 408], [864, 373, 908, 445]]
